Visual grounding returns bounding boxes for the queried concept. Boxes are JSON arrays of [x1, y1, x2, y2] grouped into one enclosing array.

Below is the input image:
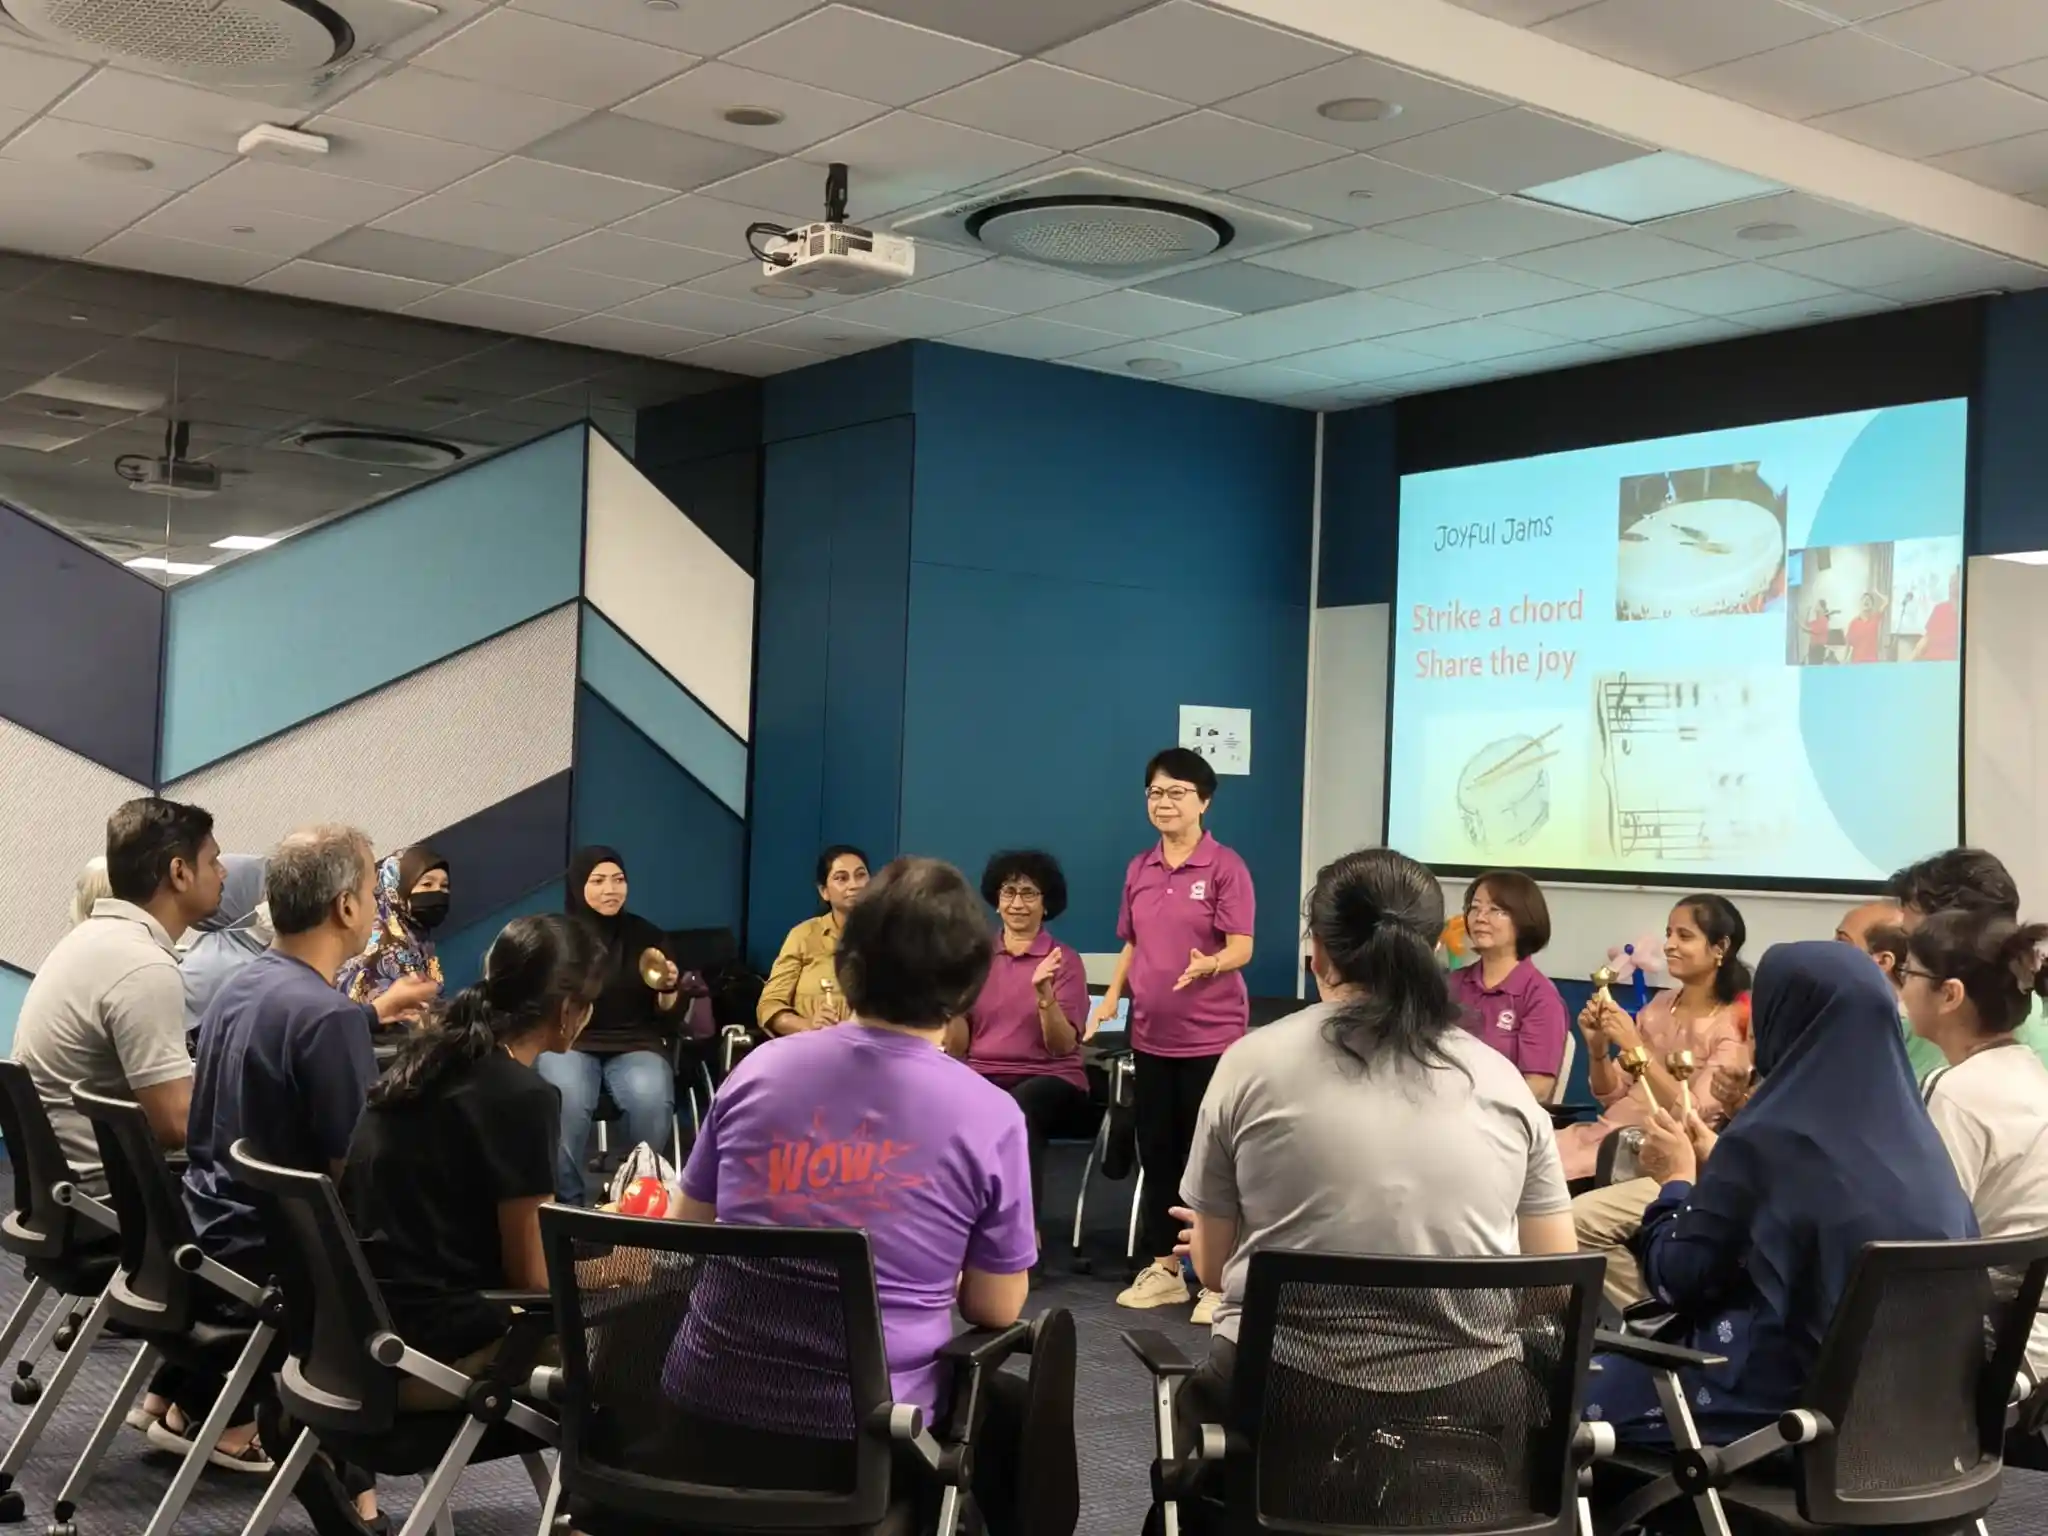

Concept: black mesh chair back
[[227, 1139, 400, 1435], [0, 1061, 86, 1261], [538, 1204, 899, 1531], [72, 1085, 200, 1335], [1229, 1250, 1603, 1536], [1794, 1233, 2048, 1525]]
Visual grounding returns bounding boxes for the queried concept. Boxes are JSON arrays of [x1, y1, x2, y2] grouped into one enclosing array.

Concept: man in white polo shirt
[[13, 797, 225, 1187]]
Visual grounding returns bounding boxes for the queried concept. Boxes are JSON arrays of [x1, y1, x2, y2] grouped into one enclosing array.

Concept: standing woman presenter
[[1094, 747, 1254, 1322]]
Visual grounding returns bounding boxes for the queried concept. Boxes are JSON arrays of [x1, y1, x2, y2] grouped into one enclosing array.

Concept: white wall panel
[[1305, 602, 1390, 883], [0, 719, 149, 972], [1963, 554, 2046, 908], [582, 428, 755, 741]]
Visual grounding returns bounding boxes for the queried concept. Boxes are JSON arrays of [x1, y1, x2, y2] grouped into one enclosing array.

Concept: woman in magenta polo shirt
[[946, 850, 1094, 1257], [1094, 747, 1254, 1318], [1449, 870, 1569, 1103]]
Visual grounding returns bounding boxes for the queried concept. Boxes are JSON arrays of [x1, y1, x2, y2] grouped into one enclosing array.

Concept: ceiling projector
[[750, 163, 914, 296]]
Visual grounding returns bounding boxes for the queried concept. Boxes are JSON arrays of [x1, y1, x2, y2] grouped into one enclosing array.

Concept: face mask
[[407, 890, 451, 932]]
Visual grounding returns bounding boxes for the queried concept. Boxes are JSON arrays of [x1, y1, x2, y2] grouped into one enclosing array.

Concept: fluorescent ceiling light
[[210, 534, 279, 550], [1992, 550, 2048, 565], [125, 556, 215, 575], [1519, 151, 1781, 225]]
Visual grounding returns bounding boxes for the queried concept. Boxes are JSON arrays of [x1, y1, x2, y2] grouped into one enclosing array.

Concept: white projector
[[762, 222, 915, 295]]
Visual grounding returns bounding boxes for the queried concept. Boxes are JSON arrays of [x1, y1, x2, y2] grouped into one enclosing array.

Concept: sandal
[[143, 1406, 197, 1456], [207, 1430, 275, 1476]]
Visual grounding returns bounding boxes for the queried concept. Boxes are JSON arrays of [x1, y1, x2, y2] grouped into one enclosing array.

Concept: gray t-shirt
[[12, 900, 191, 1179], [1182, 1004, 1571, 1386]]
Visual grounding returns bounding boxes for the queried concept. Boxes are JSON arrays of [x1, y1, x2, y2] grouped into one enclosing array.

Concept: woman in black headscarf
[[535, 847, 687, 1205]]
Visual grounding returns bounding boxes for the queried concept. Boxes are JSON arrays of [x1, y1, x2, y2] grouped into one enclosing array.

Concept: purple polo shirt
[[1447, 959, 1568, 1077], [967, 928, 1090, 1093], [1118, 831, 1254, 1058]]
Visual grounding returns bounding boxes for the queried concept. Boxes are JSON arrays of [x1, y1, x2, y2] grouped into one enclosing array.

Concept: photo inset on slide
[[1616, 462, 1787, 622], [1784, 536, 1962, 665], [1455, 728, 1557, 851]]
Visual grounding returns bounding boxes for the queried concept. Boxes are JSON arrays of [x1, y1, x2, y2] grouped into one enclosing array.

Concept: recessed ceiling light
[[1317, 97, 1401, 123], [643, 0, 680, 9], [210, 535, 279, 551], [754, 280, 812, 299], [419, 392, 464, 406], [1737, 221, 1801, 242], [229, 225, 256, 235], [77, 150, 153, 173], [1126, 357, 1180, 377], [1520, 150, 1782, 225], [124, 557, 214, 576], [1346, 189, 1375, 201], [723, 105, 786, 128], [68, 313, 90, 322], [44, 407, 83, 420]]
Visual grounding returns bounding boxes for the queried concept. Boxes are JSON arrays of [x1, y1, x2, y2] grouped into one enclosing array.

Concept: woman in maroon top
[[946, 850, 1094, 1254]]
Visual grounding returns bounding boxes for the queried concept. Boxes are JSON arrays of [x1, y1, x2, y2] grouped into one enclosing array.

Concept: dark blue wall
[[1317, 406, 1397, 609], [1977, 288, 2048, 557]]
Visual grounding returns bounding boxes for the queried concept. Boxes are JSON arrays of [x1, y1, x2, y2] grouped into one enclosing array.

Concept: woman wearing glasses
[[1094, 748, 1255, 1320], [1449, 870, 1568, 1102], [946, 851, 1094, 1255]]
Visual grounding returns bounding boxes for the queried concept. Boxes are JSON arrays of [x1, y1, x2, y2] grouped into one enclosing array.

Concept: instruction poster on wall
[[1179, 705, 1251, 776]]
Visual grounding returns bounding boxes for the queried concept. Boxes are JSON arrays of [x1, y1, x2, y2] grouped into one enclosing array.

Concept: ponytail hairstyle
[[368, 912, 607, 1107], [1905, 910, 2048, 1037], [1306, 848, 1461, 1075], [1677, 893, 1751, 1004]]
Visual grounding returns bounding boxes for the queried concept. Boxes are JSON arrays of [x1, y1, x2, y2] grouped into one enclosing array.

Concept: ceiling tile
[[1047, 1, 1344, 107], [1811, 78, 2048, 158], [1369, 263, 1588, 315], [541, 312, 718, 356], [48, 69, 276, 151], [1376, 198, 1618, 258], [1372, 108, 1647, 193], [1927, 130, 2048, 193], [1064, 336, 1240, 375], [1445, 0, 1595, 19], [1390, 316, 1567, 361], [1169, 289, 1454, 360], [1248, 228, 1475, 286], [1764, 228, 2038, 291], [1139, 262, 1350, 312], [720, 316, 892, 357], [907, 258, 1112, 311], [617, 62, 885, 154], [1029, 288, 1232, 336], [682, 258, 851, 307], [414, 9, 695, 109], [944, 313, 1128, 358], [673, 335, 826, 372], [694, 157, 854, 220], [795, 112, 1051, 211], [1502, 229, 1735, 285], [1219, 55, 1503, 153], [135, 195, 349, 258], [1646, 190, 1896, 256], [85, 231, 280, 287], [511, 0, 821, 54], [524, 114, 774, 194], [1092, 110, 1347, 188], [189, 159, 419, 223], [1996, 57, 2048, 98], [249, 261, 444, 310], [819, 288, 1009, 335], [845, 0, 1153, 54], [404, 289, 583, 333], [524, 229, 735, 285], [1869, 263, 2047, 302], [1732, 292, 1900, 330], [0, 119, 232, 192], [373, 193, 588, 257], [611, 287, 789, 333], [445, 157, 672, 223], [1621, 261, 1847, 315], [324, 68, 591, 152], [309, 228, 509, 284], [1535, 0, 1833, 76], [299, 118, 501, 193], [464, 259, 659, 311], [1278, 336, 1446, 383], [1684, 29, 1958, 119], [918, 62, 1186, 152], [1187, 360, 1345, 400], [615, 193, 809, 255], [728, 6, 1012, 108], [1495, 288, 1701, 339], [0, 42, 90, 112], [1862, 0, 2048, 72], [1237, 154, 1493, 227]]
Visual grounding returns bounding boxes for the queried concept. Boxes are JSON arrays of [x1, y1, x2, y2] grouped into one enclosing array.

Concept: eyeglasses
[[1465, 902, 1509, 921], [1897, 965, 1945, 986], [998, 885, 1043, 904], [1146, 786, 1196, 804]]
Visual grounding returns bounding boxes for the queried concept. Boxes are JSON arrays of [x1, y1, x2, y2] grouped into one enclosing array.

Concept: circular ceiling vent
[[295, 430, 464, 471], [1, 0, 352, 85], [965, 196, 1231, 272]]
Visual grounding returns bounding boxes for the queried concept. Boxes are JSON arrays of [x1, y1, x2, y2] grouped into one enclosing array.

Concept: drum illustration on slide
[[1456, 728, 1557, 850]]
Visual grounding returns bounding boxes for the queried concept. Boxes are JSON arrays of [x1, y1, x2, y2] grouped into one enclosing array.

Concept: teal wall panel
[[578, 605, 747, 815], [0, 965, 29, 1059], [160, 427, 587, 779]]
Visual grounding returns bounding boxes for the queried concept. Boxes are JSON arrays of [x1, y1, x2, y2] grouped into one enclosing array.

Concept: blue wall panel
[[417, 771, 572, 937], [1979, 289, 2048, 557], [1318, 405, 1398, 608], [434, 881, 566, 993], [575, 689, 746, 939], [763, 344, 914, 446], [0, 502, 164, 783], [579, 606, 747, 815], [160, 427, 586, 779], [0, 965, 29, 1060]]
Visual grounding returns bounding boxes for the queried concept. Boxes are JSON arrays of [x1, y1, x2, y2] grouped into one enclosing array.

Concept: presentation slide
[[1387, 399, 1966, 885]]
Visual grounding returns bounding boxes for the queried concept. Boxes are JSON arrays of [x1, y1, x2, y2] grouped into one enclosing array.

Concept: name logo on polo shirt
[[1495, 1008, 1518, 1032], [1189, 881, 1207, 901]]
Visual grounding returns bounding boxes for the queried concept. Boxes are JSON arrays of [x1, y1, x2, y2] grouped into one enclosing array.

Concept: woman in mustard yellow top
[[757, 845, 870, 1036]]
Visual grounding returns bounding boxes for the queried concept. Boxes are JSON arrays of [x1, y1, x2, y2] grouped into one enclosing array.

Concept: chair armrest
[[481, 1290, 553, 1314], [1594, 1328, 1727, 1371], [937, 1319, 1034, 1370], [1122, 1329, 1197, 1379]]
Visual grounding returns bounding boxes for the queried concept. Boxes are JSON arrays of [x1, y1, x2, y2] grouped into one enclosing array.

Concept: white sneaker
[[1117, 1263, 1193, 1310], [1190, 1288, 1222, 1326]]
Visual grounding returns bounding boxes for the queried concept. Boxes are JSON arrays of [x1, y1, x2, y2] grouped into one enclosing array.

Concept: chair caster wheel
[[51, 1322, 76, 1352], [1070, 1256, 1094, 1276], [0, 1490, 26, 1524], [47, 1520, 77, 1536], [10, 1378, 39, 1405]]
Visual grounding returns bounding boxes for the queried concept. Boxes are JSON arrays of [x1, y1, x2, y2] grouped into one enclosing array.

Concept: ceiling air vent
[[894, 167, 1314, 280], [279, 424, 475, 471], [0, 0, 438, 89]]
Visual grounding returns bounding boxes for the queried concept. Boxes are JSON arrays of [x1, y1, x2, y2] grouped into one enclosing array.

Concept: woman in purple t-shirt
[[1093, 748, 1255, 1321], [1447, 870, 1569, 1103]]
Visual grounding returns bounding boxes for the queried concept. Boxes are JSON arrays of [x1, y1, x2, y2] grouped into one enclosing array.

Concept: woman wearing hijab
[[336, 847, 450, 1017], [181, 855, 272, 1043], [1586, 941, 1977, 1445], [538, 847, 687, 1205]]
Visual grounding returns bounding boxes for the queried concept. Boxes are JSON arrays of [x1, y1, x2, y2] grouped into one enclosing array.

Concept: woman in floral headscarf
[[337, 846, 449, 1019]]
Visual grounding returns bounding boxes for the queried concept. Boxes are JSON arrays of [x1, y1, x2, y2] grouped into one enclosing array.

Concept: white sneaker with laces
[[1116, 1263, 1193, 1310], [1190, 1288, 1222, 1326]]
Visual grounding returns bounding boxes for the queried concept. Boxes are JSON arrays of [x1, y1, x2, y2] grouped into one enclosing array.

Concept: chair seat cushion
[[318, 1414, 549, 1476], [567, 1494, 919, 1536]]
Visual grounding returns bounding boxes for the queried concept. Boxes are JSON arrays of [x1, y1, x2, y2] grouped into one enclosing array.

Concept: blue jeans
[[536, 1048, 675, 1205]]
